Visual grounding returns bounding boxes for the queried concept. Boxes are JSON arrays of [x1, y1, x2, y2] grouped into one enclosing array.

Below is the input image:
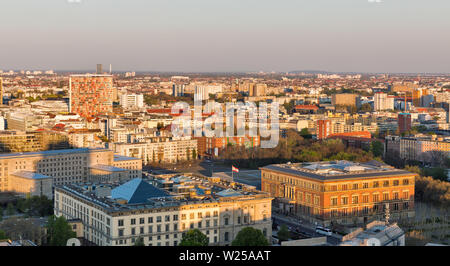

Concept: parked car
[[315, 226, 332, 236]]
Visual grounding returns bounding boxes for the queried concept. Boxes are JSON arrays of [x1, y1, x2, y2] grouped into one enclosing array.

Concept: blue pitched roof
[[111, 178, 170, 204]]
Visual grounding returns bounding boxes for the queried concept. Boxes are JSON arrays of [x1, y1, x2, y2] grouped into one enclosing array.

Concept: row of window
[[330, 191, 410, 206], [118, 211, 220, 227]]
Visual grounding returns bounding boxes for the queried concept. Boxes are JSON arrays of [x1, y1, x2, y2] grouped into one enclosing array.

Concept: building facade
[[54, 174, 272, 246], [261, 161, 416, 227], [69, 74, 114, 118]]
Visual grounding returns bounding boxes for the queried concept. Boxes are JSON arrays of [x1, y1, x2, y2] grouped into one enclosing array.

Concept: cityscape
[[0, 0, 449, 255]]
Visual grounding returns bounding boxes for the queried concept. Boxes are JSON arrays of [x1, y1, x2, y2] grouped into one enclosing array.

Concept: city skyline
[[1, 0, 449, 73]]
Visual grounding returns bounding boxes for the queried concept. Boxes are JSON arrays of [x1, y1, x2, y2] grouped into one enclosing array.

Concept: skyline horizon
[[1, 0, 449, 74]]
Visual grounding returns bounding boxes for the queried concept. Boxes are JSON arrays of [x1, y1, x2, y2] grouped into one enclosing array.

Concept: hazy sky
[[1, 0, 449, 73]]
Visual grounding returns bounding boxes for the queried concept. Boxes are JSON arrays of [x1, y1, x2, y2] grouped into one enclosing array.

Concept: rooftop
[[56, 173, 269, 213], [0, 148, 110, 159], [12, 171, 51, 180], [261, 160, 415, 181]]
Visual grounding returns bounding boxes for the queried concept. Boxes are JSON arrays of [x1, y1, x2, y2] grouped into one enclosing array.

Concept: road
[[272, 213, 342, 246]]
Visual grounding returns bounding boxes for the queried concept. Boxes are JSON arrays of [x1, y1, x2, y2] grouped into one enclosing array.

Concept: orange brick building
[[260, 161, 416, 227], [69, 74, 114, 119]]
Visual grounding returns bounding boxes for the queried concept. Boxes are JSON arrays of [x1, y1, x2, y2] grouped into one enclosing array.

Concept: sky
[[0, 0, 449, 73]]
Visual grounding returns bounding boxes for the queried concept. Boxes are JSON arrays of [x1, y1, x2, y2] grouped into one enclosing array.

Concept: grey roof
[[90, 164, 127, 172], [111, 178, 171, 204], [261, 161, 414, 181], [114, 155, 141, 162], [11, 171, 51, 180], [0, 148, 110, 159]]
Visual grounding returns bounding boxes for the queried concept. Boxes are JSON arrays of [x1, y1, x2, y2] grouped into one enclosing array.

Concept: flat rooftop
[[55, 174, 269, 213], [261, 160, 415, 181], [0, 148, 110, 159]]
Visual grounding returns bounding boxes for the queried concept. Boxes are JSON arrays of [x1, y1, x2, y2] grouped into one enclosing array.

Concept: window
[[189, 213, 194, 219], [393, 180, 399, 186], [403, 202, 409, 210], [373, 194, 379, 202], [403, 191, 409, 200], [131, 228, 136, 235], [140, 227, 144, 234], [331, 197, 338, 206], [373, 181, 379, 188], [148, 226, 153, 233], [352, 195, 358, 204], [362, 195, 369, 203], [118, 220, 124, 227], [118, 229, 124, 237], [213, 211, 218, 217], [174, 224, 178, 231], [224, 217, 229, 226], [157, 225, 161, 233], [237, 216, 241, 224], [341, 196, 348, 205], [383, 192, 389, 201], [148, 217, 153, 223], [157, 216, 162, 223], [342, 184, 348, 191], [352, 184, 358, 190], [393, 203, 399, 211], [362, 206, 369, 215], [173, 215, 178, 221], [165, 215, 170, 222], [205, 212, 211, 218], [181, 214, 186, 220], [131, 219, 136, 225], [383, 181, 389, 187], [363, 183, 369, 189], [198, 221, 202, 228], [140, 218, 145, 224], [393, 192, 399, 200], [403, 179, 409, 185], [165, 224, 170, 232], [330, 185, 337, 191], [198, 212, 203, 218], [224, 232, 229, 241]]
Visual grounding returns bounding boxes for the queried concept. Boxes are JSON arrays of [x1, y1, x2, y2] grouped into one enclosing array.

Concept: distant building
[[0, 77, 3, 105], [398, 113, 412, 134], [316, 120, 331, 140], [120, 93, 144, 109], [172, 84, 185, 97], [332, 94, 357, 107], [69, 74, 114, 119], [374, 93, 394, 111]]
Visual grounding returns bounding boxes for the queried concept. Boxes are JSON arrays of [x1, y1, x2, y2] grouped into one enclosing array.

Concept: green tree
[[6, 203, 15, 216], [277, 225, 290, 242], [186, 148, 191, 161], [179, 229, 209, 246], [0, 229, 6, 240], [0, 207, 3, 221], [134, 237, 145, 246], [231, 227, 269, 246], [192, 149, 197, 160], [46, 215, 76, 246], [370, 141, 384, 158]]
